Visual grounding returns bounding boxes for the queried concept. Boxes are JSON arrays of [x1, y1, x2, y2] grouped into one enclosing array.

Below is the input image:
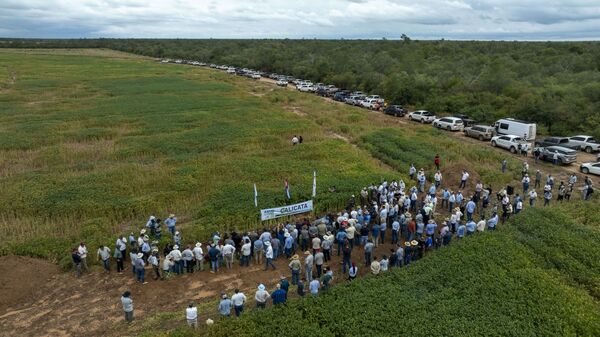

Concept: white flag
[[312, 170, 317, 197], [253, 183, 258, 207]]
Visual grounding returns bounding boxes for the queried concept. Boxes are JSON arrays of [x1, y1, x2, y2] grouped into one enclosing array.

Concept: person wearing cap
[[165, 214, 177, 236], [218, 293, 232, 317], [113, 245, 124, 273], [186, 302, 198, 328], [148, 250, 160, 280], [193, 242, 204, 271], [255, 284, 270, 309], [321, 233, 332, 262], [264, 241, 276, 271], [231, 289, 247, 317], [289, 254, 302, 285], [146, 215, 157, 237], [97, 245, 111, 273], [271, 284, 287, 305], [364, 239, 374, 266], [222, 241, 236, 270], [77, 242, 89, 273], [240, 239, 251, 267], [134, 252, 147, 284], [253, 238, 264, 265], [304, 251, 314, 281], [121, 291, 134, 323]]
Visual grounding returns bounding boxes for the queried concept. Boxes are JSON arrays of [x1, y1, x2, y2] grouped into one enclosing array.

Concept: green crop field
[[0, 49, 530, 267]]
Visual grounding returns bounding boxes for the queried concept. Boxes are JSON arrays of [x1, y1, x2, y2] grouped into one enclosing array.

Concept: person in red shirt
[[434, 154, 441, 170]]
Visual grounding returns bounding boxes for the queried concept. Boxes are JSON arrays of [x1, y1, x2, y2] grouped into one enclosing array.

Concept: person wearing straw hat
[[255, 284, 270, 309], [321, 232, 333, 262], [240, 238, 251, 267], [370, 256, 381, 275], [283, 231, 294, 259], [288, 254, 301, 285], [148, 250, 160, 280], [169, 245, 183, 275], [134, 252, 147, 284], [410, 240, 419, 261], [193, 242, 204, 271], [165, 214, 177, 235]]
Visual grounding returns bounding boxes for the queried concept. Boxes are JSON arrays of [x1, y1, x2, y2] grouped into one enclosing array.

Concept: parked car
[[383, 105, 407, 117], [276, 79, 288, 87], [333, 91, 349, 102], [408, 110, 436, 123], [534, 137, 580, 150], [580, 162, 600, 175], [365, 95, 384, 105], [325, 85, 339, 97], [345, 95, 365, 105], [433, 117, 464, 131], [297, 84, 315, 92], [453, 114, 476, 127], [535, 146, 578, 165], [464, 125, 495, 141], [490, 135, 532, 154], [251, 73, 261, 80], [360, 98, 381, 110], [568, 135, 600, 153]]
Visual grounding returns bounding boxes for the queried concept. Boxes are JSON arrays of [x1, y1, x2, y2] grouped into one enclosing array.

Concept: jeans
[[211, 260, 219, 272], [365, 252, 372, 266], [234, 305, 244, 317], [152, 266, 160, 279], [265, 258, 276, 270], [380, 230, 385, 244], [285, 248, 292, 258], [136, 268, 145, 283], [74, 262, 82, 277], [316, 264, 322, 278], [448, 201, 454, 212], [360, 236, 368, 246], [391, 230, 398, 244], [168, 226, 175, 235], [185, 260, 194, 273], [306, 266, 313, 281], [124, 310, 133, 323], [102, 259, 110, 271], [196, 259, 204, 271], [292, 270, 299, 285], [241, 255, 250, 267], [467, 212, 473, 221], [323, 249, 330, 262], [301, 238, 308, 251], [224, 254, 233, 269], [337, 242, 343, 256], [273, 249, 279, 259], [459, 180, 466, 189], [116, 258, 124, 273], [342, 257, 351, 274]]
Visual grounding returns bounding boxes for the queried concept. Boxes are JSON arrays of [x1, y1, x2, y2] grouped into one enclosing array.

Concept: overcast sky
[[1, 0, 600, 40]]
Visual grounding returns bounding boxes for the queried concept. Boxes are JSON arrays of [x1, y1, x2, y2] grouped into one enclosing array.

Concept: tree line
[[3, 38, 600, 137]]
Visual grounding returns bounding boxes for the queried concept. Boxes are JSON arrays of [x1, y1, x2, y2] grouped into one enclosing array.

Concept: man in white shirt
[[186, 303, 198, 328], [231, 289, 247, 317], [304, 251, 314, 281], [255, 284, 270, 309], [240, 239, 252, 267], [116, 236, 127, 261], [459, 170, 469, 189], [222, 242, 236, 270], [97, 245, 111, 273], [193, 243, 204, 271], [78, 242, 88, 273]]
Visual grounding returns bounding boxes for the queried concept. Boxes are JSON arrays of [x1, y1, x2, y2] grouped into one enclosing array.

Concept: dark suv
[[534, 137, 580, 150], [384, 105, 407, 117], [333, 90, 350, 102]]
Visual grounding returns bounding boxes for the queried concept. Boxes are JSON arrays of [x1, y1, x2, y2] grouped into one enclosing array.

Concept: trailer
[[494, 118, 536, 141]]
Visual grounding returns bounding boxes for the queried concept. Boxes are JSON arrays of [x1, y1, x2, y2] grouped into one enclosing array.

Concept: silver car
[[464, 125, 495, 141], [536, 146, 578, 165]]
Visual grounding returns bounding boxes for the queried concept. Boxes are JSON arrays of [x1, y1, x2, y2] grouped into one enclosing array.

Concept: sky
[[1, 0, 600, 40]]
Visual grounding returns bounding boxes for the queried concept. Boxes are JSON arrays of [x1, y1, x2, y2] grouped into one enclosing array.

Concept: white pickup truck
[[568, 135, 600, 153], [491, 135, 532, 154]]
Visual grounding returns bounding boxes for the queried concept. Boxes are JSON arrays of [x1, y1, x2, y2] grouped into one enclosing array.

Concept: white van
[[494, 118, 536, 141]]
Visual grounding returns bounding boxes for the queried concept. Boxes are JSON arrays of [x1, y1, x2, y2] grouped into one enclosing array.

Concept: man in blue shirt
[[335, 229, 347, 255], [487, 213, 499, 230], [465, 220, 476, 235], [284, 233, 294, 258], [165, 214, 177, 235], [425, 220, 437, 237], [272, 284, 287, 305], [457, 223, 466, 238], [466, 199, 476, 221]]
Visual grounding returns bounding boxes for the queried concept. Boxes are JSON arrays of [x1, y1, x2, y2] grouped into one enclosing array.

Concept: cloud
[[0, 0, 599, 40]]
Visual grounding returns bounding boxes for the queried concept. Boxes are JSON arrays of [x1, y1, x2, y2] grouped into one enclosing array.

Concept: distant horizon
[[2, 37, 600, 42], [2, 1, 600, 41]]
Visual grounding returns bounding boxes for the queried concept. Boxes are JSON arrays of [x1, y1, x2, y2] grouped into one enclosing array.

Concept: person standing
[[113, 246, 124, 273], [309, 278, 320, 297], [78, 242, 89, 273], [240, 239, 251, 267], [182, 245, 194, 274], [193, 242, 204, 271], [271, 284, 287, 305], [222, 242, 235, 270], [342, 241, 352, 274], [72, 248, 82, 277], [535, 170, 542, 189], [297, 278, 306, 297], [434, 154, 441, 170], [218, 294, 232, 318], [231, 289, 247, 317], [148, 250, 161, 280], [208, 244, 220, 273], [255, 284, 270, 309], [186, 303, 198, 328], [121, 291, 134, 323], [289, 254, 302, 285], [314, 248, 324, 278], [459, 170, 470, 189], [165, 214, 177, 235], [304, 251, 314, 281], [264, 241, 276, 270], [370, 256, 381, 275], [501, 159, 507, 173], [522, 174, 530, 194], [135, 253, 147, 284], [364, 239, 374, 266], [116, 235, 127, 262], [97, 245, 111, 273]]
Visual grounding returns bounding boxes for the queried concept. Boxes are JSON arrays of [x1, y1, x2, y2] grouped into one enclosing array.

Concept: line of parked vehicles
[[160, 58, 600, 175]]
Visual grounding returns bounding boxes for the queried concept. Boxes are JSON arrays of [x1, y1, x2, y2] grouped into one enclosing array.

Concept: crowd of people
[[68, 155, 595, 325]]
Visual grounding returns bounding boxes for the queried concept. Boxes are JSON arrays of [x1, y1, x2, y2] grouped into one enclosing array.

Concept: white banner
[[260, 200, 313, 221]]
